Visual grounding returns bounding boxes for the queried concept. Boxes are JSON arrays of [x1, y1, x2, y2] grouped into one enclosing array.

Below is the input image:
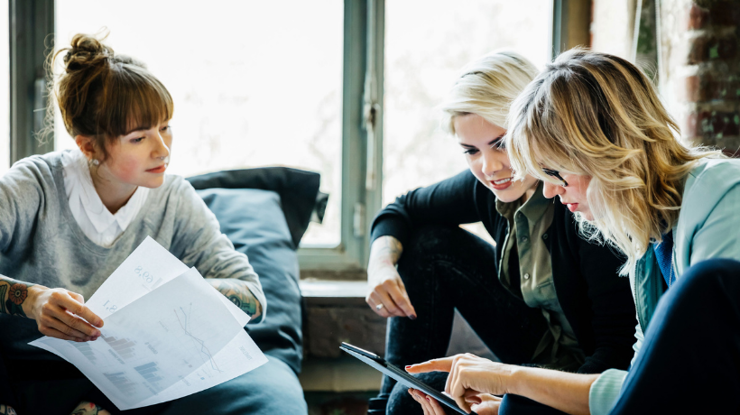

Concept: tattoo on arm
[[0, 404, 18, 415], [371, 236, 404, 268], [0, 276, 35, 317], [208, 279, 261, 319], [70, 401, 108, 415]]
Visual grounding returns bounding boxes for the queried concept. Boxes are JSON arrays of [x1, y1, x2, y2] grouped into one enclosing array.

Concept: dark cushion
[[188, 167, 321, 247], [196, 188, 303, 374]]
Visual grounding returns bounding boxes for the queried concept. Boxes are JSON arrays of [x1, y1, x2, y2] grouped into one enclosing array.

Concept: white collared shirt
[[61, 149, 149, 247]]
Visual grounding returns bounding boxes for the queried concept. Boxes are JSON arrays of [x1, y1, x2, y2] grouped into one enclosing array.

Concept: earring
[[89, 159, 100, 167]]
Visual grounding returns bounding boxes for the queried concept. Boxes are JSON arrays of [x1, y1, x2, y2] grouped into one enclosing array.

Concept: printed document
[[30, 237, 267, 410]]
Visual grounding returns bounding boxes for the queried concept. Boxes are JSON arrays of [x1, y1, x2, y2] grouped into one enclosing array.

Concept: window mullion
[[9, 0, 54, 164]]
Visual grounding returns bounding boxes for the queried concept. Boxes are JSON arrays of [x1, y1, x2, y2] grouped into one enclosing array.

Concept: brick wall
[[660, 0, 740, 152]]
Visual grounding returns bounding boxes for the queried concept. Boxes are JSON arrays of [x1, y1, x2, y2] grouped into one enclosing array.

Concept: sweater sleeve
[[687, 183, 740, 265], [168, 178, 267, 323], [370, 170, 485, 246], [589, 368, 628, 415], [0, 157, 46, 256]]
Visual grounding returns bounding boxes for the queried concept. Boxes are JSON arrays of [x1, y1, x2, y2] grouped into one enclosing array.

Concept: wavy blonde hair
[[438, 50, 539, 134], [505, 49, 721, 274]]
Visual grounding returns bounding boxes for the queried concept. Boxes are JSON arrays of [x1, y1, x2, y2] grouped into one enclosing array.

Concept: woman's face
[[542, 172, 593, 220], [454, 114, 538, 203], [100, 119, 173, 190]]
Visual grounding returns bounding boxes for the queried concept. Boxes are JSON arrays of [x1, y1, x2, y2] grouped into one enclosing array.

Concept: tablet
[[339, 342, 476, 415]]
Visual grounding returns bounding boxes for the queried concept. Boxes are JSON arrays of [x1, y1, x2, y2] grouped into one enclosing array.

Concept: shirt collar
[[64, 150, 148, 233], [495, 181, 550, 222]]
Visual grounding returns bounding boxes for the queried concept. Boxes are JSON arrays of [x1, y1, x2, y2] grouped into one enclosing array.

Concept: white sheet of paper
[[30, 238, 265, 410], [86, 236, 250, 325]]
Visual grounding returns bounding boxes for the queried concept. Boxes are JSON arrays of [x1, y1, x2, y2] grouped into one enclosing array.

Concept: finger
[[366, 293, 392, 318], [40, 316, 93, 340], [385, 279, 417, 318], [423, 394, 448, 415], [43, 326, 85, 342], [44, 303, 100, 338], [396, 278, 418, 318], [408, 389, 430, 414], [50, 292, 104, 328], [68, 291, 85, 304], [374, 285, 404, 317], [446, 357, 472, 413], [406, 357, 455, 373], [464, 390, 483, 404]]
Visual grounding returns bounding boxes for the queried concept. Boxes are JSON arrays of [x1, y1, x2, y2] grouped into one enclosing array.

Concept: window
[[0, 0, 9, 174], [383, 0, 553, 205], [55, 0, 344, 248], [11, 0, 558, 273]]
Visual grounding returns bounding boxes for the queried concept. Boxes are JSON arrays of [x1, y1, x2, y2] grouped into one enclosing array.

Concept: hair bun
[[63, 34, 114, 72]]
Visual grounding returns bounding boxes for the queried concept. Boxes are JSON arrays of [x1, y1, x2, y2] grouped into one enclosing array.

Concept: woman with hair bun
[[0, 34, 305, 415], [365, 51, 636, 415], [408, 48, 740, 415]]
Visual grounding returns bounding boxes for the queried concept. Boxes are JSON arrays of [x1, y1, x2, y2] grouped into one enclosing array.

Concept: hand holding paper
[[30, 237, 267, 410]]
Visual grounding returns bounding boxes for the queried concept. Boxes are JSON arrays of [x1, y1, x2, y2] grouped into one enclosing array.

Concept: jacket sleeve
[[370, 170, 486, 247], [687, 183, 740, 265], [569, 216, 637, 375]]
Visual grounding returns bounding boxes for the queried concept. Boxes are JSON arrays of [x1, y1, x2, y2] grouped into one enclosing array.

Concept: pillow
[[188, 167, 323, 247], [196, 188, 303, 374]]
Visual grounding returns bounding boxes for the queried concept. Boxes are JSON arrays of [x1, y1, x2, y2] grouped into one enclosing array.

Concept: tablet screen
[[340, 343, 476, 415]]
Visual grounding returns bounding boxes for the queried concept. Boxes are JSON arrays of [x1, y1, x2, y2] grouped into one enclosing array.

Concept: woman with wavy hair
[[407, 49, 740, 415], [365, 50, 636, 415]]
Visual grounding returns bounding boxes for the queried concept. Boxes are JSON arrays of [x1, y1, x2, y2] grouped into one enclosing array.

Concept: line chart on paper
[[173, 303, 223, 377]]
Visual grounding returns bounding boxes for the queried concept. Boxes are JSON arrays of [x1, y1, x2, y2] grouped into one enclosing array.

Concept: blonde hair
[[439, 50, 539, 134], [46, 33, 174, 160], [505, 48, 722, 274]]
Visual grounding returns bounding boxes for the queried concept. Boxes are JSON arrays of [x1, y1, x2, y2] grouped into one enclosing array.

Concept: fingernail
[[405, 365, 412, 369], [426, 396, 431, 402], [410, 314, 417, 320]]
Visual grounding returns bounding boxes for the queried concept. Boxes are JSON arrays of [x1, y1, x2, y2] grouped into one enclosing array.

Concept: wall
[[660, 0, 740, 151]]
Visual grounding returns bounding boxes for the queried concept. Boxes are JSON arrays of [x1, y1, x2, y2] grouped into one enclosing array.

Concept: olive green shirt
[[496, 183, 585, 371]]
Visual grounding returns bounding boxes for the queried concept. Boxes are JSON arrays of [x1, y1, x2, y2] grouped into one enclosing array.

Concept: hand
[[408, 389, 448, 415], [470, 394, 503, 415], [407, 354, 515, 413], [365, 263, 416, 319], [26, 286, 103, 342], [407, 389, 501, 415]]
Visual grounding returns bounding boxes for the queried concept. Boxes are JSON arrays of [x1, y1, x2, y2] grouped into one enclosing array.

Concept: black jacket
[[371, 170, 637, 374]]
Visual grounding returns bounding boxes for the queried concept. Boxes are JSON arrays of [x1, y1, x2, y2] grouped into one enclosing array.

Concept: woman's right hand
[[365, 236, 417, 319], [26, 285, 103, 342], [366, 263, 416, 319]]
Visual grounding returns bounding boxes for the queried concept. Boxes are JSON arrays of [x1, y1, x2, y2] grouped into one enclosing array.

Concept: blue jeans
[[5, 356, 306, 415], [382, 226, 561, 415], [611, 258, 740, 414]]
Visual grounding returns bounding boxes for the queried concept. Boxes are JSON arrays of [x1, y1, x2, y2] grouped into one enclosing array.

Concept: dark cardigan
[[371, 170, 637, 374]]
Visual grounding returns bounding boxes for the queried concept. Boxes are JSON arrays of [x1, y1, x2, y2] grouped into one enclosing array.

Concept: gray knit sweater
[[0, 151, 266, 360]]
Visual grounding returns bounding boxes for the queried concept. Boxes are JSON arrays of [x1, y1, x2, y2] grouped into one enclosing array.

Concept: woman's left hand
[[406, 354, 515, 413], [407, 389, 447, 415], [408, 389, 502, 415]]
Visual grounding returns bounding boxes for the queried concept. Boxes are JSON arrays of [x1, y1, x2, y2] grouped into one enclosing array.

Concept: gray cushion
[[196, 188, 303, 374], [188, 167, 322, 247]]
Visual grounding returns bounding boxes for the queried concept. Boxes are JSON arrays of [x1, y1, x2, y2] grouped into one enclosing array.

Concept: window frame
[[9, 0, 55, 163], [10, 0, 573, 275]]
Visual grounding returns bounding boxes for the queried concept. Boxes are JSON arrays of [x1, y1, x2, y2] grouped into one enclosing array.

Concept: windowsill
[[300, 269, 367, 282]]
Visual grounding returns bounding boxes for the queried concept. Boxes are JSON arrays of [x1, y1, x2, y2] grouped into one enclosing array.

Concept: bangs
[[507, 76, 587, 186], [98, 63, 174, 138]]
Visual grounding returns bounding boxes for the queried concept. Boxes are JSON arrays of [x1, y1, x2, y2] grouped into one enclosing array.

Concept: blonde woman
[[408, 49, 740, 415], [365, 51, 636, 415]]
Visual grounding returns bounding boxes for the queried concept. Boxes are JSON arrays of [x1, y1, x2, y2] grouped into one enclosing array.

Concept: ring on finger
[[376, 303, 384, 311]]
